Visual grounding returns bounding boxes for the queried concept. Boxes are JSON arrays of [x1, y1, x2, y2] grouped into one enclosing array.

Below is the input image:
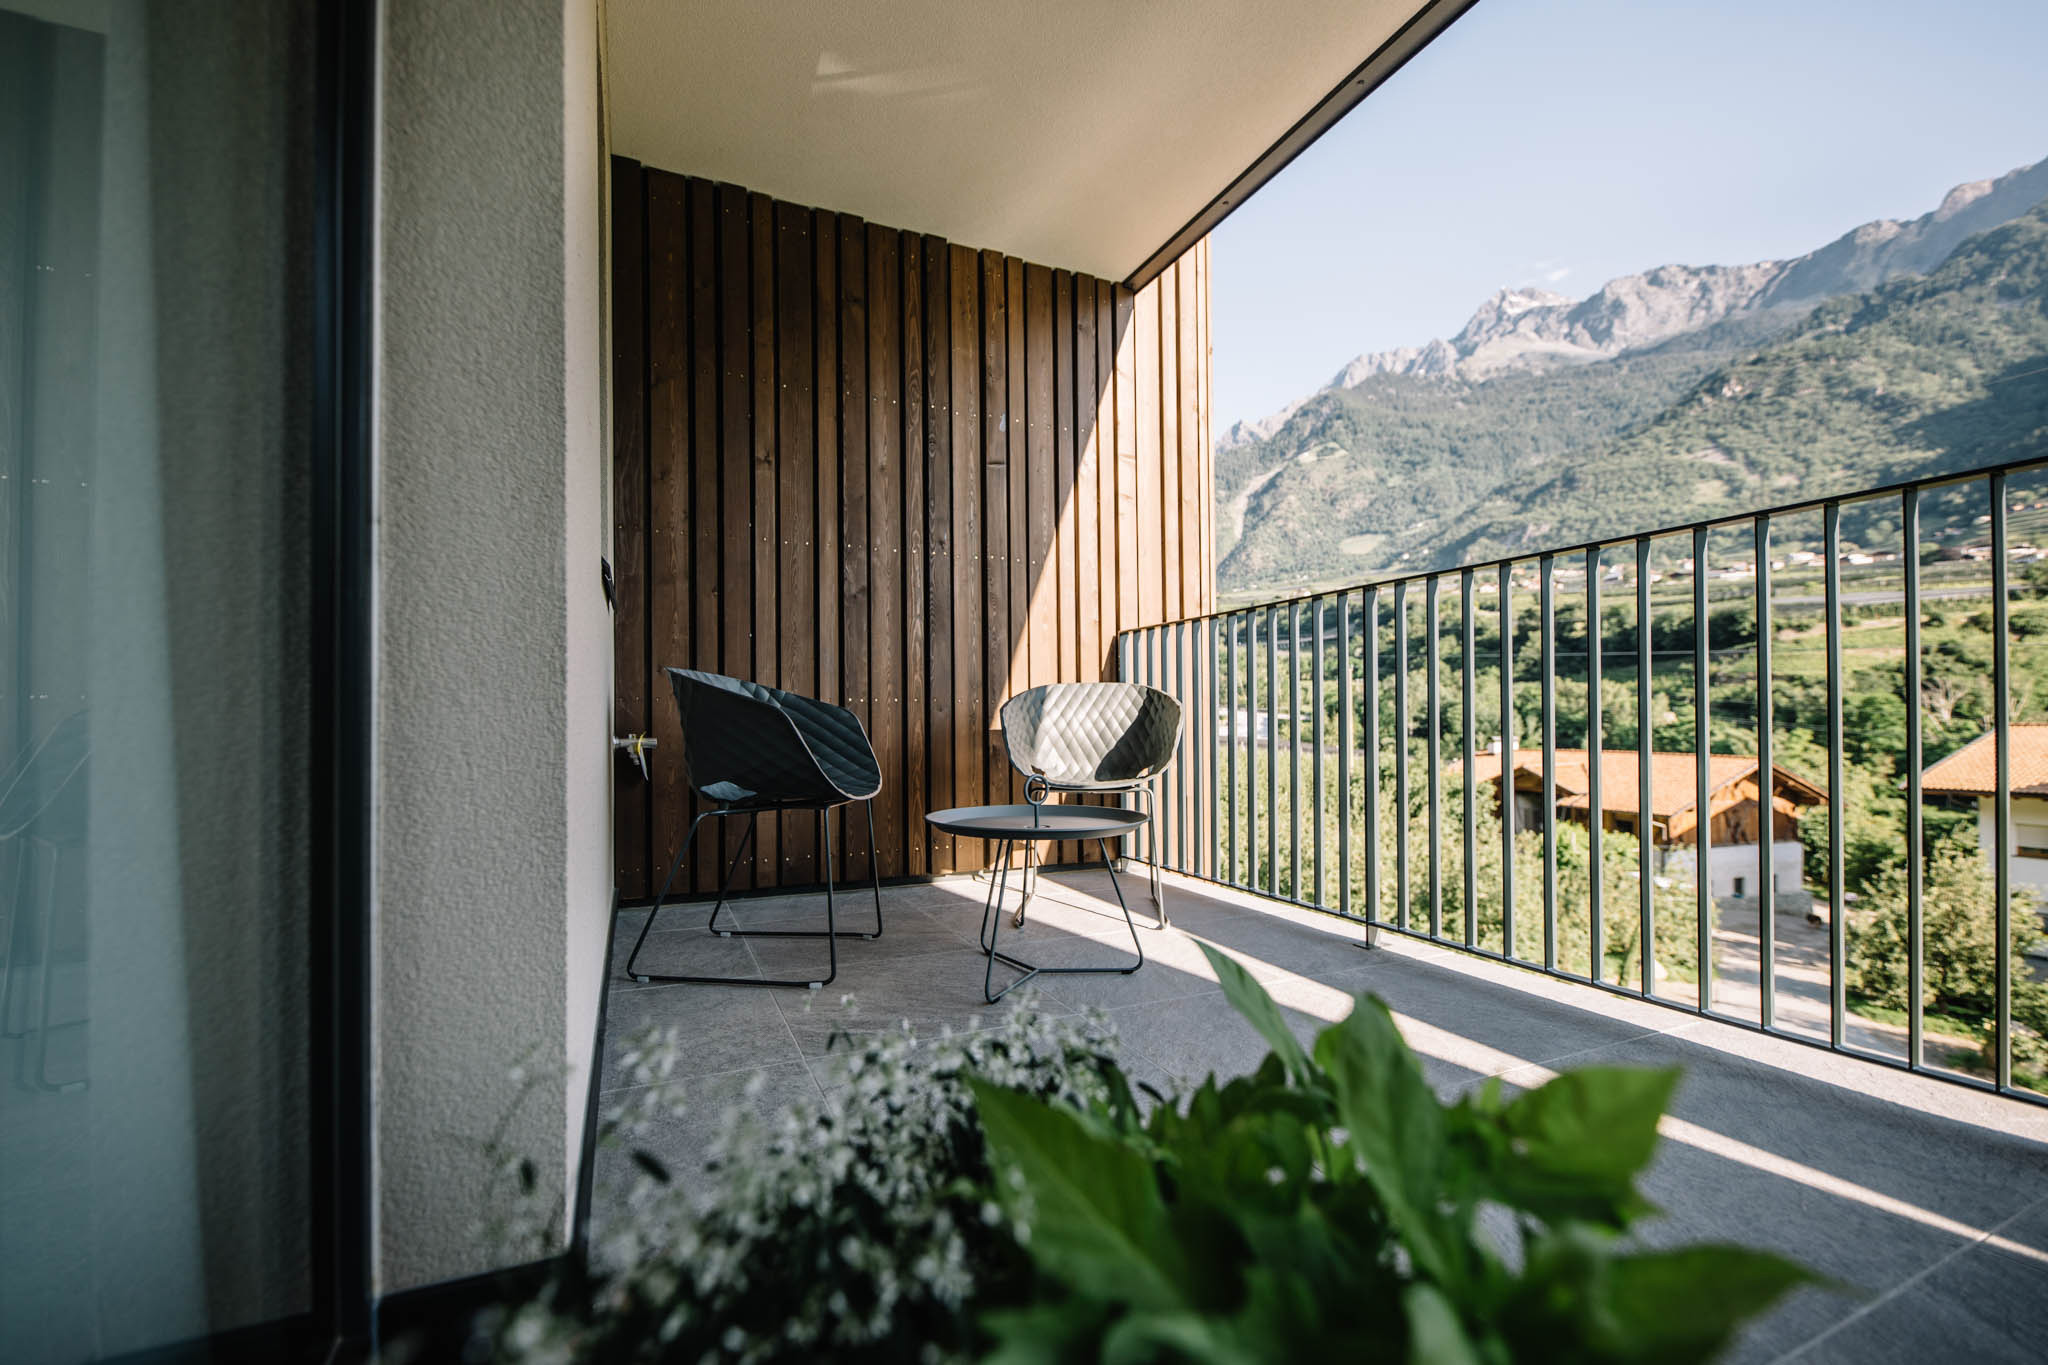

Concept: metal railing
[[1119, 452, 2048, 1104]]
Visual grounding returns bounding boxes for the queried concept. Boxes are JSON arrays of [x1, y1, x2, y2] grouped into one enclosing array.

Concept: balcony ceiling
[[605, 0, 1449, 284]]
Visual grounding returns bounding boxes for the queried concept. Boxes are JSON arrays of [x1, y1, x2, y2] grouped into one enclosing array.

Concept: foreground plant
[[969, 943, 1815, 1364], [488, 1003, 1117, 1365]]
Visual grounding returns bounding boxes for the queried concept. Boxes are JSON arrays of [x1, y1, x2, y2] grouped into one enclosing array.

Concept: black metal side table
[[924, 802, 1150, 1003]]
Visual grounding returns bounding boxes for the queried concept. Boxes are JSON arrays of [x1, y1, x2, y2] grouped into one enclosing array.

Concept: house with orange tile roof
[[1464, 747, 1826, 900], [1920, 723, 2048, 896]]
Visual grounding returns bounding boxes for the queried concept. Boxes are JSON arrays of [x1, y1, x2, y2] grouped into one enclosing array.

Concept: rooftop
[[596, 870, 2048, 1365], [1921, 724, 2048, 798], [1464, 747, 1826, 820]]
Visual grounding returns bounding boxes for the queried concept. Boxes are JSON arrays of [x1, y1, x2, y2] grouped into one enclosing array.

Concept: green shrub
[[972, 944, 1815, 1363]]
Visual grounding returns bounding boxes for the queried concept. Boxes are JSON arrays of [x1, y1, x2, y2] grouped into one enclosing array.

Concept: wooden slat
[[922, 236, 954, 871], [902, 233, 929, 877], [1115, 287, 1140, 641], [951, 245, 985, 869], [867, 224, 904, 880], [611, 160, 651, 900], [1094, 282, 1116, 670], [982, 250, 1012, 810], [1177, 255, 1203, 627], [813, 211, 841, 881], [717, 183, 755, 886], [775, 199, 816, 885], [1159, 260, 1182, 624], [839, 214, 870, 884], [612, 170, 1215, 895], [1005, 257, 1028, 805], [749, 191, 780, 886], [1024, 263, 1056, 722], [684, 177, 720, 892], [1075, 278, 1101, 711]]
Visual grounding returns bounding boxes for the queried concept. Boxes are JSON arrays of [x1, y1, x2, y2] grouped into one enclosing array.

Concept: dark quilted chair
[[624, 669, 883, 990], [999, 682, 1182, 925]]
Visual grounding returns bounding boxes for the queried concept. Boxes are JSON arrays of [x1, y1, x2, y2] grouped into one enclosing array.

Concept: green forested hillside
[[1221, 205, 2048, 593], [1429, 205, 2048, 567]]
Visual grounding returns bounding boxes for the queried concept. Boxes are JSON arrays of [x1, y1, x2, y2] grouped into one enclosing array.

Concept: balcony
[[594, 867, 2048, 1363]]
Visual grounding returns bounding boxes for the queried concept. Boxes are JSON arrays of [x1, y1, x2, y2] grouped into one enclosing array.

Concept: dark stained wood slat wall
[[611, 158, 1215, 895]]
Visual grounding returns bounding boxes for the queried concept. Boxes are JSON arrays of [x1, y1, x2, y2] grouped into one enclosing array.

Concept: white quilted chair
[[999, 682, 1181, 926]]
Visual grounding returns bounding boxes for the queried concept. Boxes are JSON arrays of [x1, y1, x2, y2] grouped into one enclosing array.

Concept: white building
[[1921, 725, 2048, 897]]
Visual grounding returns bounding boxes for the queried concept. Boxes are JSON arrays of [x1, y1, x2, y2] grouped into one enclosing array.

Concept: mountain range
[[1218, 156, 2048, 593]]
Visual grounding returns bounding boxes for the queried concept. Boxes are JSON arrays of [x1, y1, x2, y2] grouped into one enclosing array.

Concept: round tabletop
[[923, 802, 1147, 842]]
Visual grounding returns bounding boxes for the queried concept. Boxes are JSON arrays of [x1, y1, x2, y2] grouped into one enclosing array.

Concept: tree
[[1847, 835, 2048, 1080]]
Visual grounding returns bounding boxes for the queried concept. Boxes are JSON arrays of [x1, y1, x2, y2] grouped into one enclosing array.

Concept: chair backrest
[[665, 669, 880, 806], [1000, 683, 1181, 789]]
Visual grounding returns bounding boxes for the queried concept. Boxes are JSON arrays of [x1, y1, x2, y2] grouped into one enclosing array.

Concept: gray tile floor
[[592, 866, 2048, 1364]]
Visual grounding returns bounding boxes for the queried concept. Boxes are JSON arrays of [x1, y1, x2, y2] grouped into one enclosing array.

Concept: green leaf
[[1589, 1244, 1818, 1363], [1313, 994, 1460, 1286], [1481, 1066, 1678, 1227], [970, 1077, 1191, 1313], [981, 1299, 1118, 1365], [1197, 941, 1316, 1086], [1403, 1283, 1485, 1365]]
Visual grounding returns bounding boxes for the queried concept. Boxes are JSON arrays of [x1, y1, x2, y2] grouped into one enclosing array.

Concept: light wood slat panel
[[1134, 283, 1162, 629], [1187, 257, 1196, 630], [1159, 259, 1182, 625], [613, 162, 1212, 891], [1113, 288, 1139, 645]]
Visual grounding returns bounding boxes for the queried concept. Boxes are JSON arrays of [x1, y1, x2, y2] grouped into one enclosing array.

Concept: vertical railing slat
[[1340, 592, 1354, 919], [1637, 537, 1655, 997], [1313, 598, 1326, 906], [1363, 588, 1378, 926], [1228, 614, 1240, 887], [1428, 576, 1443, 939], [1993, 471, 2012, 1091], [1462, 568, 1478, 949], [1253, 605, 1269, 896], [1541, 554, 1557, 971], [1824, 505, 1845, 1046], [1694, 525, 1713, 1016], [1588, 547, 1605, 982], [1756, 515, 1775, 1029], [1904, 488, 1924, 1065], [1396, 583, 1411, 932], [1500, 560, 1516, 958]]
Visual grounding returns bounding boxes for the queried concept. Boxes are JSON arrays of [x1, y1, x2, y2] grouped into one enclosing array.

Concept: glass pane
[[0, 3, 315, 1359]]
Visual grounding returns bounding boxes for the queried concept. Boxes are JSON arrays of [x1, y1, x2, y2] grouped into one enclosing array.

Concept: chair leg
[[704, 817, 760, 936], [0, 841, 26, 1036], [703, 803, 883, 940], [626, 807, 841, 990], [1012, 840, 1037, 929], [1138, 786, 1167, 928]]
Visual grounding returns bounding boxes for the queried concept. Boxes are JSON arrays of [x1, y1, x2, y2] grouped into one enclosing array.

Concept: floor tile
[[598, 981, 802, 1091]]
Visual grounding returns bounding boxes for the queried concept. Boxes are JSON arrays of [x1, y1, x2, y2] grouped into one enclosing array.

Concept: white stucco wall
[[1976, 795, 2048, 898], [1664, 840, 1806, 900], [375, 0, 610, 1292]]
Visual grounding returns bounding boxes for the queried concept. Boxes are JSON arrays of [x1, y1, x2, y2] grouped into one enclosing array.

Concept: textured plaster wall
[[561, 0, 611, 1215], [377, 0, 607, 1290]]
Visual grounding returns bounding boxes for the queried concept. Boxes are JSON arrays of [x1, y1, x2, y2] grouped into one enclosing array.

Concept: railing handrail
[[1117, 451, 2048, 1107], [1185, 450, 2048, 627]]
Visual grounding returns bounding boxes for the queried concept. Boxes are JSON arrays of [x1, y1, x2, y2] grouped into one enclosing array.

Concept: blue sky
[[1211, 0, 2048, 430]]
